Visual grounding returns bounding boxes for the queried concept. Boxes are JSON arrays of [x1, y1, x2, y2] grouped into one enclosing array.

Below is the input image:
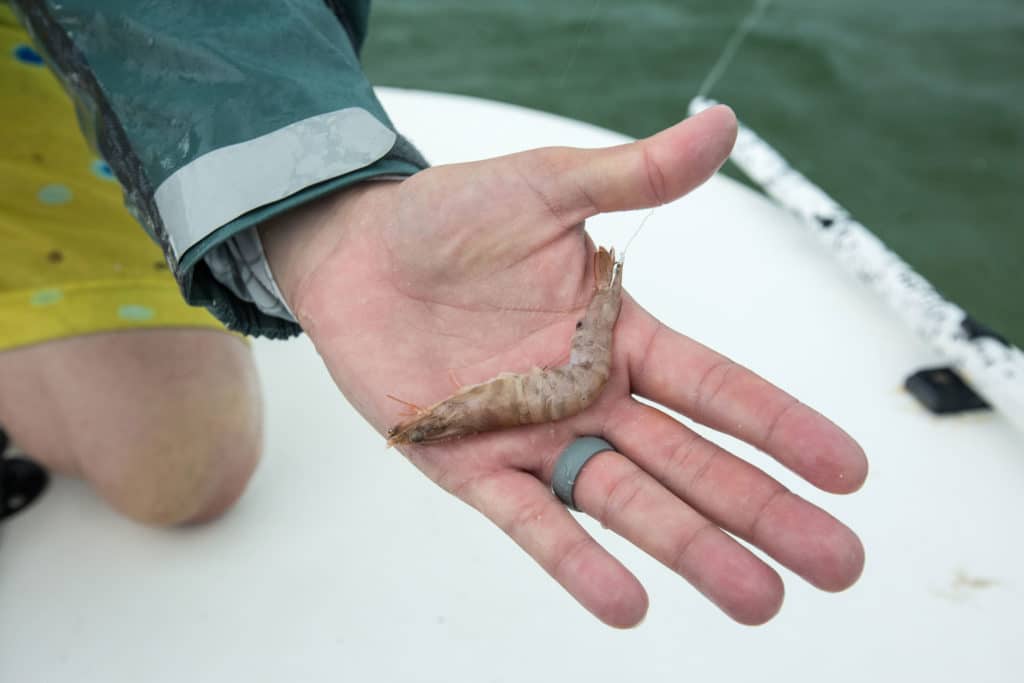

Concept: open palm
[[264, 106, 867, 627]]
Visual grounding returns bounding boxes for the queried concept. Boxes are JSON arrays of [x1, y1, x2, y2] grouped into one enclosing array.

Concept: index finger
[[625, 309, 868, 494]]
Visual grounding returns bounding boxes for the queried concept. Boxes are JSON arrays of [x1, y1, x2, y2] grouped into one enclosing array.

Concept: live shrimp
[[386, 246, 624, 446]]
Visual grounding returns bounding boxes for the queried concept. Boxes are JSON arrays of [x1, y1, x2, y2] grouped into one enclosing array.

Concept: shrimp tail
[[593, 246, 616, 289]]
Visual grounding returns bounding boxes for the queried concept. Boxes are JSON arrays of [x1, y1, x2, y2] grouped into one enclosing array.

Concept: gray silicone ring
[[552, 436, 615, 510]]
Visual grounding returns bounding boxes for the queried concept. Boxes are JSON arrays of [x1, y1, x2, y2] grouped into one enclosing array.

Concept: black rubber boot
[[1, 428, 50, 520]]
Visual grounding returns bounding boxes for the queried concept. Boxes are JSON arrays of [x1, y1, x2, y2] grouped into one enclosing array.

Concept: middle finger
[[604, 398, 865, 592]]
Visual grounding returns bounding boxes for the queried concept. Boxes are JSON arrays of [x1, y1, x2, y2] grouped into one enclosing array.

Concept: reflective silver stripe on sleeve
[[154, 107, 397, 258]]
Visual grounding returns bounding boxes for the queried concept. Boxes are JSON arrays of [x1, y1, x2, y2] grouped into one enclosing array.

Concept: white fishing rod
[[689, 95, 1024, 435]]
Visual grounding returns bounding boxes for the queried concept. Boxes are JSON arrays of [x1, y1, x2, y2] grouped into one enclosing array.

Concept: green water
[[363, 0, 1023, 345]]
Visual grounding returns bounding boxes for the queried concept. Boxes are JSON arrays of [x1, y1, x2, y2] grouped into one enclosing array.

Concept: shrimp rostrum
[[386, 246, 623, 446]]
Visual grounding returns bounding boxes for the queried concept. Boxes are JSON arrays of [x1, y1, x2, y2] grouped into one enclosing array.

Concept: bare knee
[[83, 362, 264, 526], [0, 330, 264, 527], [88, 409, 262, 526]]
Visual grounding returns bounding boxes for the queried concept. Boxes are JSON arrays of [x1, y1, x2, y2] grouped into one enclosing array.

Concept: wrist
[[259, 180, 401, 322]]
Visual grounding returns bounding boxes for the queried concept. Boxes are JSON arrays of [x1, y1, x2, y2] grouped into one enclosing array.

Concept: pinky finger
[[461, 469, 649, 628]]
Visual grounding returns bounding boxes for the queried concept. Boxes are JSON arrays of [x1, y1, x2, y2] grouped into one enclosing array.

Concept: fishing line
[[557, 0, 602, 89], [696, 0, 772, 99], [555, 0, 648, 263], [621, 1, 769, 257], [620, 208, 655, 263]]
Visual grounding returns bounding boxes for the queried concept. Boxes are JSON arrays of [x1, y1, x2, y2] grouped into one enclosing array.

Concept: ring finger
[[549, 444, 785, 625]]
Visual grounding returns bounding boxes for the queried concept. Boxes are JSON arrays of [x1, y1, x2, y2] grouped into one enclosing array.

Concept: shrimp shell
[[386, 246, 623, 446]]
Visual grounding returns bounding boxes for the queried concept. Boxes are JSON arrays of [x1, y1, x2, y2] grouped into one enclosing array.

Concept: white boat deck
[[1, 88, 1021, 682]]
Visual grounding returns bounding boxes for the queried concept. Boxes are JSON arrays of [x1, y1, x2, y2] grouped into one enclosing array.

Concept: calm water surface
[[363, 0, 1023, 344]]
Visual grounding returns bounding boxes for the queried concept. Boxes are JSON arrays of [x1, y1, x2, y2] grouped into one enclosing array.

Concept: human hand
[[261, 105, 867, 628]]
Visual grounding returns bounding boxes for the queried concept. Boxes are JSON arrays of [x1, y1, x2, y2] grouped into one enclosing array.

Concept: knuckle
[[503, 495, 552, 540], [692, 357, 739, 423], [760, 397, 802, 451], [448, 471, 499, 511], [641, 144, 668, 205], [667, 432, 716, 491], [669, 521, 715, 576], [550, 534, 594, 583], [663, 429, 707, 484], [747, 486, 790, 543], [596, 467, 646, 528]]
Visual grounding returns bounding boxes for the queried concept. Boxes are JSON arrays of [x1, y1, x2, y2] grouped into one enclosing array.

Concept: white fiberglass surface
[[1, 89, 1020, 683]]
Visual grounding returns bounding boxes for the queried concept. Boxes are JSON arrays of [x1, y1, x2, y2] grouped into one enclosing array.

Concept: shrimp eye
[[410, 430, 423, 443], [575, 320, 583, 329]]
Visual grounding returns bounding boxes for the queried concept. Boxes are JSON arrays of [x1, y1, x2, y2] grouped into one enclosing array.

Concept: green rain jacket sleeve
[[10, 0, 428, 338]]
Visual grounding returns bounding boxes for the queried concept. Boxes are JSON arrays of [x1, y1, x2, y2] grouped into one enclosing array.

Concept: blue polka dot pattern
[[118, 304, 156, 321], [13, 44, 44, 66], [37, 183, 73, 205], [30, 288, 63, 307], [91, 158, 116, 180]]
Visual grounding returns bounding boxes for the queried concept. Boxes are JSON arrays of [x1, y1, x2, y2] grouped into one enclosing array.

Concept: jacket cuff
[[181, 143, 427, 339]]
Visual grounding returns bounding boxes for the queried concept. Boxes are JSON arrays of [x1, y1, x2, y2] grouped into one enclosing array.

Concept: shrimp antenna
[[619, 208, 655, 264]]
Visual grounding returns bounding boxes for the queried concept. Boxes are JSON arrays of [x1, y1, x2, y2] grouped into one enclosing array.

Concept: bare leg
[[0, 329, 262, 526]]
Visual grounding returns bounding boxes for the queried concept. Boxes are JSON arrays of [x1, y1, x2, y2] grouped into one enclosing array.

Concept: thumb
[[536, 104, 737, 224]]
